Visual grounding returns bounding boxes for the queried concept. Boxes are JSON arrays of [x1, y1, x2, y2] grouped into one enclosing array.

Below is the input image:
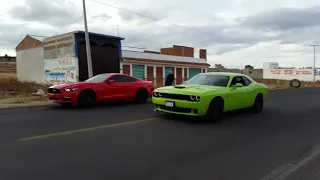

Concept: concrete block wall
[[0, 61, 17, 73], [207, 68, 263, 79]]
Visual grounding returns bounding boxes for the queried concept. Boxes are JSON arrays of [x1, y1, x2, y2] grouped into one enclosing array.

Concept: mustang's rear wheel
[[206, 97, 224, 122], [77, 90, 96, 107], [134, 89, 148, 104], [251, 94, 263, 113]]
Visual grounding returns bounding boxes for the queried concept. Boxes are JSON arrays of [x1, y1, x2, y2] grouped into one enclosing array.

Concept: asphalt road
[[1, 88, 320, 180]]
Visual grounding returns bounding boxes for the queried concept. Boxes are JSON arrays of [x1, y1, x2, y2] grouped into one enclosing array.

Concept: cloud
[[0, 20, 58, 50], [239, 6, 320, 31], [91, 13, 112, 23], [2, 0, 320, 68], [8, 0, 83, 27]]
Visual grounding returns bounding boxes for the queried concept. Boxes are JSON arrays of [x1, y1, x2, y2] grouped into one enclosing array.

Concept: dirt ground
[[0, 73, 51, 108], [0, 72, 319, 108]]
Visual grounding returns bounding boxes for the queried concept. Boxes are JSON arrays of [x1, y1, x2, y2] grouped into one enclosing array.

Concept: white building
[[263, 62, 279, 69]]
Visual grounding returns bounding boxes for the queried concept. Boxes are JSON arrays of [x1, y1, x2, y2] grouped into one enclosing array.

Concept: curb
[[0, 103, 53, 109]]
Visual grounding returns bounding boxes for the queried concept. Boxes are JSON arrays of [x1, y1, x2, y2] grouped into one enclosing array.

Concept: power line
[[90, 0, 253, 45]]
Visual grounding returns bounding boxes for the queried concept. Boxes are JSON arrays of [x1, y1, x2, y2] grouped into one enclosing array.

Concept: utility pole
[[311, 44, 319, 82], [117, 25, 119, 36], [82, 0, 93, 78]]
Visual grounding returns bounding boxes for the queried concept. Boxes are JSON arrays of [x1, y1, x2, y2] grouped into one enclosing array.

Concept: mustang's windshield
[[185, 74, 230, 87], [85, 74, 111, 83]]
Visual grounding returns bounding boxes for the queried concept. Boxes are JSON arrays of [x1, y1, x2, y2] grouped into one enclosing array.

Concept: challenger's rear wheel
[[251, 93, 263, 113], [206, 97, 224, 122]]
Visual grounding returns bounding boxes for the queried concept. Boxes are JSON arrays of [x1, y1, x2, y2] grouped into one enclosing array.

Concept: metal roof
[[73, 30, 125, 40], [43, 31, 125, 41]]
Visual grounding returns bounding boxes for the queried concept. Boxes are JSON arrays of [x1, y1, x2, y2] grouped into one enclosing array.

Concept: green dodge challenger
[[152, 72, 268, 122]]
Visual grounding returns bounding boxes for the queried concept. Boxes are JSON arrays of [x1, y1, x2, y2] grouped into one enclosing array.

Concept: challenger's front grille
[[48, 88, 61, 94], [158, 105, 192, 113], [160, 93, 190, 101]]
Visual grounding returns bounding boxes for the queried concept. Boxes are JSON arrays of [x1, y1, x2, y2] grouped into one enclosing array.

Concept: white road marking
[[260, 144, 320, 180]]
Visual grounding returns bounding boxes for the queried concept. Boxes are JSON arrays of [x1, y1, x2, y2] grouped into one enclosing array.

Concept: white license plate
[[165, 101, 174, 107]]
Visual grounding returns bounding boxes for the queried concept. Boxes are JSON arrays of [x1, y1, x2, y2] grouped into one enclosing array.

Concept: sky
[[1, 0, 320, 69]]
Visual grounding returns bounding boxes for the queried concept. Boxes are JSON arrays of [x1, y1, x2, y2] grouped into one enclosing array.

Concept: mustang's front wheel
[[206, 97, 224, 122], [77, 90, 97, 107]]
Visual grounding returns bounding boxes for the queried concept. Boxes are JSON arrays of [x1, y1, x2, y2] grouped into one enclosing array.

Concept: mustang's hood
[[155, 84, 225, 95], [49, 82, 91, 89]]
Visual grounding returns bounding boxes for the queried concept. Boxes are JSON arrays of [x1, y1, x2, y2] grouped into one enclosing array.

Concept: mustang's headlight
[[189, 95, 200, 102], [64, 88, 78, 92]]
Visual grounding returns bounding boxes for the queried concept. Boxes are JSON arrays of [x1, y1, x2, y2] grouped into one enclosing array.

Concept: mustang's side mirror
[[234, 83, 243, 88], [108, 80, 115, 84]]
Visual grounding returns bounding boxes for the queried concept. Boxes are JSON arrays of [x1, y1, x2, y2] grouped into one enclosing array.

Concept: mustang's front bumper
[[48, 92, 79, 104], [152, 97, 209, 116]]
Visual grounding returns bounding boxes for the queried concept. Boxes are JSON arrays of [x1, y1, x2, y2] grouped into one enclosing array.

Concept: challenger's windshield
[[185, 74, 230, 87], [85, 74, 111, 83]]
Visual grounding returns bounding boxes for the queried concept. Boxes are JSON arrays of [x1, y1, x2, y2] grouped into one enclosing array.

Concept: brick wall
[[160, 47, 175, 55], [160, 45, 206, 59], [160, 45, 195, 57], [199, 49, 207, 59]]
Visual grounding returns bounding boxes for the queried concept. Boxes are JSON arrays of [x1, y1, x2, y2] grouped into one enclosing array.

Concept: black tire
[[134, 89, 148, 104], [77, 90, 96, 107], [251, 94, 264, 113], [205, 97, 224, 122], [289, 79, 301, 88]]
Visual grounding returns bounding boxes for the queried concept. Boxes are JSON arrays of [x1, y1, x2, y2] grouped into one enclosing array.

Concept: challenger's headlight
[[189, 95, 200, 102], [64, 88, 78, 92], [153, 92, 158, 97], [153, 92, 163, 97]]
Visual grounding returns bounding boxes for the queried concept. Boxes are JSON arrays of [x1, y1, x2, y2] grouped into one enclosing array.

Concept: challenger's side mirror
[[234, 83, 243, 88]]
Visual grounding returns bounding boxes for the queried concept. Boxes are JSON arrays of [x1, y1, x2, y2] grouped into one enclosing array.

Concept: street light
[[82, 0, 93, 78], [311, 44, 319, 82]]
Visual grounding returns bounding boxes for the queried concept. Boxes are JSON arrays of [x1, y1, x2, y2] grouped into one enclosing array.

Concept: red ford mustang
[[47, 73, 155, 107]]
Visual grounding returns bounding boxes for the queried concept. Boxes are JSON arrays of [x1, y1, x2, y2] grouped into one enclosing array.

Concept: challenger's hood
[[155, 84, 225, 95]]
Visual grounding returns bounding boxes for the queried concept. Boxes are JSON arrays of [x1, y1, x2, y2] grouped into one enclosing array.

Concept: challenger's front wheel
[[251, 94, 263, 113], [206, 97, 224, 122]]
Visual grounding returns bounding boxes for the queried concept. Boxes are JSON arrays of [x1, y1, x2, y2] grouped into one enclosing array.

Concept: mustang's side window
[[109, 75, 137, 82]]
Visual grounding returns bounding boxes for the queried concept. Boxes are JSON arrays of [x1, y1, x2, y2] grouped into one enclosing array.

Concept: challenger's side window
[[230, 76, 243, 87], [241, 76, 251, 86]]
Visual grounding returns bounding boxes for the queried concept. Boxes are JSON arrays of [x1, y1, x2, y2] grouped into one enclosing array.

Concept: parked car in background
[[152, 72, 268, 122], [48, 73, 154, 107]]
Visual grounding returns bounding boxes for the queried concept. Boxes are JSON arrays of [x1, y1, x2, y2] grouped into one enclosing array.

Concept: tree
[[244, 65, 254, 73], [215, 64, 225, 68], [244, 65, 254, 70]]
